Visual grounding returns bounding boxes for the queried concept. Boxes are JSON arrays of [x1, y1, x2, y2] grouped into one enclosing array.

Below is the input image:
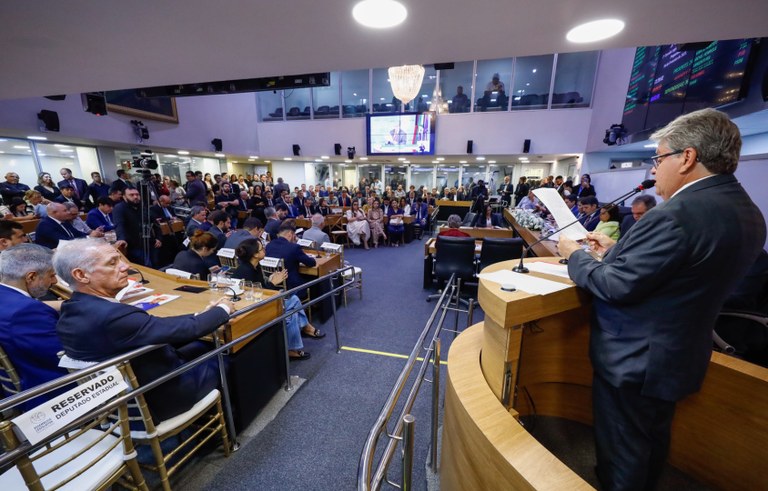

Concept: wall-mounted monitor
[[366, 112, 436, 156]]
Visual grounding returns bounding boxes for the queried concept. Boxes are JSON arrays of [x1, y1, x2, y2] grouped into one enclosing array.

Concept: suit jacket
[[619, 214, 636, 237], [171, 250, 212, 278], [265, 236, 316, 291], [299, 204, 318, 218], [265, 218, 282, 240], [87, 182, 111, 204], [86, 208, 116, 231], [338, 196, 352, 207], [113, 201, 146, 251], [55, 195, 83, 210], [56, 291, 229, 422], [34, 216, 87, 249], [57, 177, 88, 199], [0, 284, 66, 408], [567, 174, 766, 401], [185, 179, 208, 206], [150, 204, 176, 222], [185, 218, 206, 237], [110, 179, 134, 193]]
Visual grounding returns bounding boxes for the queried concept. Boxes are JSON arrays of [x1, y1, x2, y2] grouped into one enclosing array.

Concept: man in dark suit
[[265, 219, 316, 297], [85, 197, 116, 232], [577, 196, 600, 231], [87, 171, 111, 207], [264, 206, 283, 240], [499, 175, 514, 205], [207, 210, 231, 250], [184, 170, 208, 207], [558, 109, 766, 491], [110, 169, 135, 194], [55, 183, 84, 210], [298, 197, 318, 219], [150, 195, 182, 266], [619, 194, 657, 237], [35, 202, 101, 249], [185, 205, 209, 237], [338, 190, 352, 207], [0, 244, 67, 409], [272, 177, 289, 198], [113, 187, 161, 266], [52, 239, 234, 422], [0, 171, 30, 203], [57, 168, 88, 202]]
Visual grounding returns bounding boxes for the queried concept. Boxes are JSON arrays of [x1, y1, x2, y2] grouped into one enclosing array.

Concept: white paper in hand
[[532, 188, 588, 241]]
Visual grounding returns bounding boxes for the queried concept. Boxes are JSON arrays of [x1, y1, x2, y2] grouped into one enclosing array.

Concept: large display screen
[[621, 38, 756, 135], [366, 112, 436, 155]]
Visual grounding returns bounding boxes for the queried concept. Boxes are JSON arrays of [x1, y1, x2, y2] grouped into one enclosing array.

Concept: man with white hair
[[0, 243, 66, 408], [301, 214, 330, 249], [34, 202, 103, 249], [53, 239, 235, 422]]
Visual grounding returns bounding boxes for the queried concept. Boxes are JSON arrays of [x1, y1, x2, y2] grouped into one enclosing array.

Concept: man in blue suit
[[53, 239, 235, 422], [558, 109, 767, 491], [35, 202, 101, 249], [57, 168, 88, 203], [85, 197, 116, 231], [0, 244, 67, 409], [265, 219, 316, 297]]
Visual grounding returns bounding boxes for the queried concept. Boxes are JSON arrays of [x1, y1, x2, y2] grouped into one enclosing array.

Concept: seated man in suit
[[185, 205, 209, 237], [266, 205, 289, 240], [265, 219, 316, 298], [35, 202, 103, 249], [301, 214, 330, 249], [207, 210, 231, 251], [55, 183, 84, 210], [577, 196, 600, 231], [53, 239, 234, 422], [0, 219, 27, 252], [224, 217, 264, 250], [0, 243, 68, 409], [150, 195, 177, 222], [57, 168, 88, 205], [298, 197, 318, 219], [620, 194, 657, 236], [85, 197, 116, 232]]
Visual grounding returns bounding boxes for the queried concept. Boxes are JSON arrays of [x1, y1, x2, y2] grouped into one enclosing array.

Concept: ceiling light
[[643, 143, 659, 148], [459, 160, 467, 164], [283, 157, 292, 161], [345, 159, 353, 163], [566, 19, 625, 43], [432, 160, 439, 163], [352, 0, 407, 29], [163, 154, 176, 158], [403, 160, 410, 164], [249, 155, 259, 159], [177, 150, 190, 155], [28, 136, 47, 140], [436, 157, 445, 161], [321, 155, 330, 159], [264, 160, 271, 163], [359, 157, 368, 161], [13, 145, 28, 149], [476, 156, 485, 161], [488, 160, 496, 164], [388, 65, 425, 105], [59, 149, 74, 153], [38, 153, 46, 156], [532, 69, 537, 73], [214, 153, 225, 157], [248, 159, 255, 162], [397, 157, 406, 161], [0, 151, 4, 154], [54, 144, 70, 148]]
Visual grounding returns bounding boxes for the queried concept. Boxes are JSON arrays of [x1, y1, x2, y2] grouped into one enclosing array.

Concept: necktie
[[164, 208, 171, 219], [105, 213, 113, 226], [70, 180, 79, 198], [60, 222, 74, 239]]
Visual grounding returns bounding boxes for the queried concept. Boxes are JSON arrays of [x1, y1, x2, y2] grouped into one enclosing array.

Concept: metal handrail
[[358, 273, 474, 490], [0, 264, 355, 468]]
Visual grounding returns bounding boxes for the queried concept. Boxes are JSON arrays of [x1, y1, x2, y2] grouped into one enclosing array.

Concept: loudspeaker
[[292, 144, 301, 156], [523, 139, 531, 153], [211, 138, 223, 152], [37, 110, 60, 132], [81, 92, 108, 116], [44, 95, 66, 101], [334, 143, 342, 155], [434, 62, 455, 71], [466, 140, 473, 154]]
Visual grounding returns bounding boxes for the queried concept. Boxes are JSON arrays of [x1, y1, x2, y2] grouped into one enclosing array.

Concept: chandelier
[[388, 65, 425, 106]]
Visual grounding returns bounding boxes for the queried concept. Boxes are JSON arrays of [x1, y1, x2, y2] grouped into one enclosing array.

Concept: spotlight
[[347, 146, 356, 159], [603, 124, 627, 146]]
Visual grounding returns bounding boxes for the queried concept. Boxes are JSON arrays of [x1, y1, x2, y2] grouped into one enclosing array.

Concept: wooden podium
[[441, 258, 768, 490]]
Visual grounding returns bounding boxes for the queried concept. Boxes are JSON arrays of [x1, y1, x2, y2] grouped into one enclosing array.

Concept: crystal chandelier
[[388, 65, 425, 106]]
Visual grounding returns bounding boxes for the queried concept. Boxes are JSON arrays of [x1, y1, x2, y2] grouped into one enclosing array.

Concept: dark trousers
[[592, 373, 677, 491]]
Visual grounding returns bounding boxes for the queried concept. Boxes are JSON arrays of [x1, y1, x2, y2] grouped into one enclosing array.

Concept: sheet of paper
[[532, 188, 588, 241], [477, 269, 570, 295], [526, 261, 571, 280]]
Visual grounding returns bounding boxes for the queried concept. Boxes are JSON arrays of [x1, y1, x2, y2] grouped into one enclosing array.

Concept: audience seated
[[577, 196, 600, 231], [186, 205, 210, 237], [265, 206, 288, 240], [439, 214, 471, 237], [0, 220, 27, 252], [620, 194, 657, 236], [172, 230, 219, 279], [387, 199, 405, 246], [366, 200, 387, 247], [346, 201, 371, 249], [573, 174, 597, 199], [302, 214, 330, 249], [265, 220, 316, 297], [594, 204, 621, 240], [35, 202, 102, 249], [0, 171, 31, 204], [225, 217, 264, 250], [473, 204, 503, 228], [207, 210, 232, 250], [0, 243, 67, 409], [86, 197, 116, 231], [54, 239, 234, 422], [564, 194, 578, 217], [517, 190, 539, 210], [232, 239, 324, 361]]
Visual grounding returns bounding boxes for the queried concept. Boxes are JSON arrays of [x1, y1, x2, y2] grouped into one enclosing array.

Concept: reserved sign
[[12, 367, 129, 445]]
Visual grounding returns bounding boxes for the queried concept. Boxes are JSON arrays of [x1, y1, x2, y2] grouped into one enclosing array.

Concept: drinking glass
[[243, 281, 254, 301], [253, 282, 263, 301], [207, 273, 218, 292]]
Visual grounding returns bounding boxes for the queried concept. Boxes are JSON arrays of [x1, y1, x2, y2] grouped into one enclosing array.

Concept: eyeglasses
[[649, 150, 683, 169]]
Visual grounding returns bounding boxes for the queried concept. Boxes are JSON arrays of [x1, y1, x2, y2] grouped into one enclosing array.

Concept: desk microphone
[[221, 285, 241, 302], [127, 268, 149, 284], [511, 179, 655, 274]]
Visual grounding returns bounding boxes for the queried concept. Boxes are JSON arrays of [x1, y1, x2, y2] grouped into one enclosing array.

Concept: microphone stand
[[221, 285, 241, 302], [512, 182, 653, 274], [127, 268, 149, 284]]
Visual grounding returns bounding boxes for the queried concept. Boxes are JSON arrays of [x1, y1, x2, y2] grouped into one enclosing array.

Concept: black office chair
[[477, 237, 524, 273], [426, 236, 476, 308], [461, 212, 476, 226]]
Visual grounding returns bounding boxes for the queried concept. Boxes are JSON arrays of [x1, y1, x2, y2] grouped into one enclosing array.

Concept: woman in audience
[[7, 197, 31, 217], [383, 186, 392, 200], [399, 197, 411, 216], [387, 199, 405, 246], [317, 197, 330, 216], [25, 190, 47, 217], [574, 174, 596, 198], [594, 204, 621, 240], [169, 179, 186, 205], [232, 238, 322, 360], [203, 173, 214, 192], [439, 214, 471, 237], [457, 185, 467, 201], [366, 199, 387, 248], [346, 201, 371, 249], [171, 230, 219, 279], [35, 172, 61, 201]]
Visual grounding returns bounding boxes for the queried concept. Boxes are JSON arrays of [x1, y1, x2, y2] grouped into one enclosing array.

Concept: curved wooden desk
[[442, 259, 768, 490]]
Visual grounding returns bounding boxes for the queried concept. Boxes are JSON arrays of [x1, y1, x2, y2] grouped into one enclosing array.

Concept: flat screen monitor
[[366, 112, 436, 156]]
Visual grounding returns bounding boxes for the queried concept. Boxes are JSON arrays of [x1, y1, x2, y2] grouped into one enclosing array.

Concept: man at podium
[[557, 108, 766, 491]]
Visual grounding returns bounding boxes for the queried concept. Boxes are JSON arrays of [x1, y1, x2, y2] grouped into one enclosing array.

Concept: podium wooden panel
[[442, 258, 768, 490]]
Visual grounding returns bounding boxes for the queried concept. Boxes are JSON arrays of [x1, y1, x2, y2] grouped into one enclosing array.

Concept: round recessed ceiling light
[[566, 19, 624, 43], [352, 0, 407, 29]]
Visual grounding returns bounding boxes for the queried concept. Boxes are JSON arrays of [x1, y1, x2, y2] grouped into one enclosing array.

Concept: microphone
[[511, 179, 655, 274], [221, 285, 241, 302], [127, 268, 149, 284]]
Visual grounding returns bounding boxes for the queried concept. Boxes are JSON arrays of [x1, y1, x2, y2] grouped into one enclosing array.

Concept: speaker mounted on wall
[[466, 140, 473, 154], [81, 92, 108, 116], [292, 144, 301, 156], [523, 139, 531, 153], [211, 138, 223, 152], [37, 110, 60, 132], [334, 143, 342, 156]]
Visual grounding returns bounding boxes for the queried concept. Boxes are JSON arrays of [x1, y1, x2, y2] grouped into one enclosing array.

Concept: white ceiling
[[1, 0, 766, 100]]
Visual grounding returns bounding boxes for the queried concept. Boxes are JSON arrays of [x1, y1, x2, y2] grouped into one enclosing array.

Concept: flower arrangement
[[511, 209, 545, 231]]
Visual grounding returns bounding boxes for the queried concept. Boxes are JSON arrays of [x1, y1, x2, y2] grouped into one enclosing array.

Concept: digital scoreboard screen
[[683, 39, 754, 112], [621, 46, 661, 135]]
